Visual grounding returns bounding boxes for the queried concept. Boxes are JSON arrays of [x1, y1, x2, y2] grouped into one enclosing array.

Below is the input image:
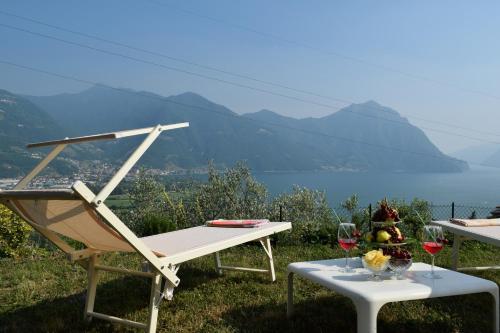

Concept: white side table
[[287, 258, 499, 333], [431, 220, 500, 270]]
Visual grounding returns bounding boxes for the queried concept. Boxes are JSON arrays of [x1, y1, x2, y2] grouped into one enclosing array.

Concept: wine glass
[[338, 223, 357, 272], [422, 225, 444, 279]]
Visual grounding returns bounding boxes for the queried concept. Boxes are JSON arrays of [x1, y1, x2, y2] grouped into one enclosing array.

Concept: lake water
[[253, 165, 500, 208]]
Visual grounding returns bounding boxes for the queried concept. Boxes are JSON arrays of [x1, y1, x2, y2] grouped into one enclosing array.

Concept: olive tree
[[193, 162, 268, 222]]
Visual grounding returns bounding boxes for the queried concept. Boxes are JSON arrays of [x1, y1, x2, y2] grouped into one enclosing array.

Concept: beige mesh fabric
[[9, 199, 134, 252]]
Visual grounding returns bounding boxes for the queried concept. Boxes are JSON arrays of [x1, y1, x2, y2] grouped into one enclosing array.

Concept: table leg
[[287, 272, 294, 318], [451, 234, 463, 270], [490, 288, 499, 333], [354, 300, 384, 333]]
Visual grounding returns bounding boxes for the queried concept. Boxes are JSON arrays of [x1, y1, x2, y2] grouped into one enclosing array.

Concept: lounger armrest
[[27, 122, 189, 148]]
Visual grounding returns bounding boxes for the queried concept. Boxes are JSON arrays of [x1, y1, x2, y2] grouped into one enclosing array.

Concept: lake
[[253, 165, 500, 208]]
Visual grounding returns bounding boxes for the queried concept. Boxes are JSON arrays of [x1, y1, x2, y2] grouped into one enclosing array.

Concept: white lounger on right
[[431, 220, 500, 271]]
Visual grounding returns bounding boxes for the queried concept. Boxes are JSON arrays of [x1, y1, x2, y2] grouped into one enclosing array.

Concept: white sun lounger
[[0, 123, 291, 332], [431, 220, 500, 271]]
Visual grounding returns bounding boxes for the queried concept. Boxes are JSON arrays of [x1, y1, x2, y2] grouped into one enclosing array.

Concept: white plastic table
[[431, 220, 500, 270], [287, 258, 499, 333]]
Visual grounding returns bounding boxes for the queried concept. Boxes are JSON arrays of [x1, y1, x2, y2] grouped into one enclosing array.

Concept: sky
[[1, 0, 499, 154]]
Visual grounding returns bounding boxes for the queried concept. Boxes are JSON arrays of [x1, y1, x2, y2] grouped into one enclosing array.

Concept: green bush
[[125, 168, 190, 233], [0, 204, 32, 258], [390, 198, 431, 240], [140, 213, 177, 237], [270, 186, 337, 245], [194, 162, 268, 222]]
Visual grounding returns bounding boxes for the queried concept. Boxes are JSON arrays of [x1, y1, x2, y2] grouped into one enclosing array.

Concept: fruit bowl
[[388, 258, 412, 279], [362, 257, 389, 281], [362, 250, 390, 281]]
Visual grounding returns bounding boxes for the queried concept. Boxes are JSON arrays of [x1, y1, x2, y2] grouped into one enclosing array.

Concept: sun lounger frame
[[0, 122, 291, 332]]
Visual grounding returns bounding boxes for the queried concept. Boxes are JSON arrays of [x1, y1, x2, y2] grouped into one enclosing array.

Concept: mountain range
[[0, 85, 468, 177], [451, 143, 500, 168]]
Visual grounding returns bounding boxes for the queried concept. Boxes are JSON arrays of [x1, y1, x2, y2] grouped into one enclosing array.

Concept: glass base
[[423, 272, 442, 279], [340, 266, 355, 273], [368, 273, 383, 281]]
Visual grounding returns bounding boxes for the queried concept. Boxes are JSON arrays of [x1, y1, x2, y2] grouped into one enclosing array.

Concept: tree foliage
[[269, 186, 337, 244], [126, 169, 186, 236], [389, 198, 431, 240], [194, 162, 268, 222], [0, 204, 32, 258]]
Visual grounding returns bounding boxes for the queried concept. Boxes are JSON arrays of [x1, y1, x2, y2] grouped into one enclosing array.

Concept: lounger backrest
[[0, 190, 134, 253]]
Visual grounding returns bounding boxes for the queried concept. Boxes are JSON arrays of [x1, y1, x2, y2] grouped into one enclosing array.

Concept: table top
[[288, 258, 498, 304], [431, 220, 500, 247]]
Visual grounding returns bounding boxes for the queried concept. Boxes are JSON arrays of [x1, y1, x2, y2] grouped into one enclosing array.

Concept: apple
[[376, 230, 391, 243], [364, 232, 373, 243], [395, 227, 402, 239]]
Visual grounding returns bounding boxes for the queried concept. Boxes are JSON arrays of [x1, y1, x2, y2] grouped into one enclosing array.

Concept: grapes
[[372, 199, 401, 222], [382, 247, 412, 259]]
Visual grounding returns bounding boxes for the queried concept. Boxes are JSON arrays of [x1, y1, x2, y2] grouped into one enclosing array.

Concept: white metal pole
[[14, 143, 67, 189], [92, 125, 162, 206]]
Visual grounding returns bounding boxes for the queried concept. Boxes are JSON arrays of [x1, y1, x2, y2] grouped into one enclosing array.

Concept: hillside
[[0, 90, 78, 177], [451, 143, 499, 166], [483, 149, 500, 168], [9, 86, 469, 174], [244, 101, 468, 172]]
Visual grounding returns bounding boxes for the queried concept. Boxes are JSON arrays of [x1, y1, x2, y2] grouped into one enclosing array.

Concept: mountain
[[450, 144, 499, 166], [483, 148, 500, 168], [245, 101, 468, 172], [0, 90, 77, 177], [16, 86, 468, 174]]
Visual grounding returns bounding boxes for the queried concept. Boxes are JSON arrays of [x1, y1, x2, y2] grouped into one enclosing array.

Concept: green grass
[[0, 242, 498, 332], [105, 195, 132, 209]]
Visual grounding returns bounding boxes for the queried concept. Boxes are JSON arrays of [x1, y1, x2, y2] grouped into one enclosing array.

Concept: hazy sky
[[1, 0, 499, 153]]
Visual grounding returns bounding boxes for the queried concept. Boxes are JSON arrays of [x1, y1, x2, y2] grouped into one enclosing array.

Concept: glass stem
[[345, 250, 349, 268], [431, 255, 435, 275]]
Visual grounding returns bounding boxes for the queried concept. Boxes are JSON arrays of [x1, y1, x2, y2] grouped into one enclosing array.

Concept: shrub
[[194, 162, 268, 222], [0, 204, 32, 258], [141, 213, 177, 237], [339, 194, 371, 230], [126, 168, 188, 234], [270, 186, 337, 245], [390, 198, 431, 240]]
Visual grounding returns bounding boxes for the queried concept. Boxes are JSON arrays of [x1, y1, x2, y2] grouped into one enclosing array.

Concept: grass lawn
[[0, 242, 498, 332], [105, 195, 131, 209]]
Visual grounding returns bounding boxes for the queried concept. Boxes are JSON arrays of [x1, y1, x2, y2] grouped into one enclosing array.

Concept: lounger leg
[[146, 272, 162, 333], [260, 237, 276, 282], [163, 265, 180, 301], [214, 252, 223, 275], [451, 235, 463, 270], [84, 254, 99, 322]]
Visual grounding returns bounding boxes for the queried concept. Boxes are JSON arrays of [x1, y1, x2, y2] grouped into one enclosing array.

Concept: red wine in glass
[[422, 226, 444, 279], [422, 242, 443, 255], [339, 239, 357, 251], [338, 223, 357, 272]]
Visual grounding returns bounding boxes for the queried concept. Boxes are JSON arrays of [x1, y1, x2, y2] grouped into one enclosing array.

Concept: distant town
[[0, 160, 209, 190]]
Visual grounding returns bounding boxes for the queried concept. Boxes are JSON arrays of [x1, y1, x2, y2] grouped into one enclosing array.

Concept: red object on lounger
[[206, 219, 270, 228]]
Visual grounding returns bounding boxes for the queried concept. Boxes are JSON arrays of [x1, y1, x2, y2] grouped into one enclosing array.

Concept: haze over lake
[[253, 165, 500, 207]]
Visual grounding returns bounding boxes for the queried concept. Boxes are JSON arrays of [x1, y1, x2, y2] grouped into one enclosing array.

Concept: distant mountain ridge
[[0, 85, 469, 176], [0, 89, 78, 177]]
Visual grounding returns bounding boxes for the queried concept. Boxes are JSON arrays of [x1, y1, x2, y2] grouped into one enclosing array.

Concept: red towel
[[206, 219, 269, 228]]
